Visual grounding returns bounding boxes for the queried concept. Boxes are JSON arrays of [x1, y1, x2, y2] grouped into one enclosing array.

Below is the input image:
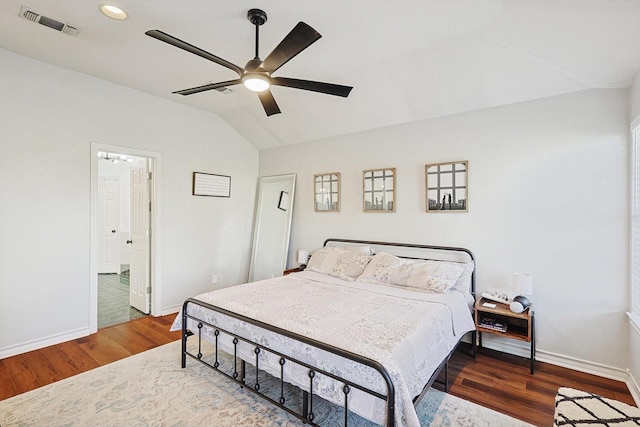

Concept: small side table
[[283, 267, 304, 275], [474, 297, 536, 374]]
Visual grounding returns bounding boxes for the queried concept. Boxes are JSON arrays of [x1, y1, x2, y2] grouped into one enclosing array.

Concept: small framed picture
[[363, 168, 395, 212], [192, 172, 231, 197], [426, 161, 468, 212], [278, 191, 289, 211], [314, 172, 340, 212]]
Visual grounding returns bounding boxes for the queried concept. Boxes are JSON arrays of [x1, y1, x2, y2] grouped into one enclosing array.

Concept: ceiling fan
[[145, 9, 353, 116]]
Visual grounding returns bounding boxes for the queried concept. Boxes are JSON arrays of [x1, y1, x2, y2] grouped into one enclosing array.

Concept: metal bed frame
[[180, 238, 477, 426]]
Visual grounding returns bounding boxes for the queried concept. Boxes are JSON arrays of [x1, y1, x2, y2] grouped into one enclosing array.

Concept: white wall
[[260, 89, 630, 376], [0, 49, 258, 356]]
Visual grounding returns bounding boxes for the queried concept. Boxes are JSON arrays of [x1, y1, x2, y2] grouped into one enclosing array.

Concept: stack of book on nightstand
[[479, 318, 508, 332]]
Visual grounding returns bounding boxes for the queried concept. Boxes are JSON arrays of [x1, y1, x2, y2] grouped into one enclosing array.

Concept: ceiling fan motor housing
[[245, 58, 263, 72], [247, 9, 267, 26]]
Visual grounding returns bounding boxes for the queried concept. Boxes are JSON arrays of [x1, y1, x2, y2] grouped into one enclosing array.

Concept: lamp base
[[509, 295, 531, 313]]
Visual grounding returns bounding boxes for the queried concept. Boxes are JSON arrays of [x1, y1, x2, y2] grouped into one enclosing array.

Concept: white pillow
[[449, 260, 475, 294], [341, 245, 376, 255], [307, 247, 372, 281], [356, 252, 465, 293]]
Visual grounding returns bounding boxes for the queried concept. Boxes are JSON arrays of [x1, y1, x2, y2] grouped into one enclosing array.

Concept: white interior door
[[129, 159, 150, 314], [97, 178, 120, 273]]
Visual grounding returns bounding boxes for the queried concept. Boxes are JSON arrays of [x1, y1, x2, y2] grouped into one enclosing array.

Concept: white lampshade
[[512, 273, 533, 296], [297, 249, 310, 265]]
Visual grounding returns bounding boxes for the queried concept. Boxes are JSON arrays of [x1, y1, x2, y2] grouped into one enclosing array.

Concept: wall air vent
[[19, 6, 80, 36], [214, 87, 234, 94]]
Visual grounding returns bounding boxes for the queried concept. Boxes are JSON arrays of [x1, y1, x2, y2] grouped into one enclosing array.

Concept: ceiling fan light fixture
[[243, 73, 270, 92], [99, 4, 127, 20]]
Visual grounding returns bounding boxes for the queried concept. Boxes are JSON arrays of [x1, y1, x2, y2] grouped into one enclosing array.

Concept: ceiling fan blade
[[271, 77, 353, 97], [145, 30, 244, 76], [259, 22, 321, 73], [257, 90, 281, 116], [173, 79, 242, 96]]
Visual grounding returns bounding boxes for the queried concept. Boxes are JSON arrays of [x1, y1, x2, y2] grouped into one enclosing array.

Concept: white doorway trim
[[90, 143, 162, 334]]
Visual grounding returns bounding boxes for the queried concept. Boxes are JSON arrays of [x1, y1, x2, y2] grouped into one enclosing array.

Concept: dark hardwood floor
[[0, 315, 180, 400], [435, 343, 636, 426], [1, 316, 636, 426]]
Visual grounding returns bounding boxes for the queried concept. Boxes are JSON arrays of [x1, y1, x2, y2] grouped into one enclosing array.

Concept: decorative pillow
[[306, 247, 372, 281], [356, 252, 466, 293], [355, 252, 405, 284]]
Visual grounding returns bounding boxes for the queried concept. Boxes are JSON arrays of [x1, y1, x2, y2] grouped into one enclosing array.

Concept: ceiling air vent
[[19, 6, 80, 36]]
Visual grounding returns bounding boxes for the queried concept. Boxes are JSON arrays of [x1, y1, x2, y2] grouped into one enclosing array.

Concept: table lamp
[[297, 249, 310, 270]]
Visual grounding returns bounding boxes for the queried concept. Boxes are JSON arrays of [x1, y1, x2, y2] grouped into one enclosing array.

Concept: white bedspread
[[171, 271, 475, 427]]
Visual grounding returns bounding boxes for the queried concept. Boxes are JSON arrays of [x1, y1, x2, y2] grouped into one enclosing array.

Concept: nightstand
[[283, 267, 304, 275], [475, 297, 536, 374]]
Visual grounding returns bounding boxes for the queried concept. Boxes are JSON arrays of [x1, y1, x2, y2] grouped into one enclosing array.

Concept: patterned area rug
[[554, 387, 640, 426], [1, 340, 532, 426]]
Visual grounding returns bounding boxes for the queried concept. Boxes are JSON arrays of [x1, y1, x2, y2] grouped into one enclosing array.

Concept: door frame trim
[[90, 143, 162, 333]]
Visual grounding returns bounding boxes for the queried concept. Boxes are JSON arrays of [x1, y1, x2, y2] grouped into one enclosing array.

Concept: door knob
[[111, 230, 116, 233], [126, 240, 133, 244]]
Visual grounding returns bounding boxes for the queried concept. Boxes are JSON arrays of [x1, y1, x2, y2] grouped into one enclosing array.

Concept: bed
[[171, 238, 477, 426]]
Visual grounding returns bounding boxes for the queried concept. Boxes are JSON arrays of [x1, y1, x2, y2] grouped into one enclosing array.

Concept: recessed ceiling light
[[99, 4, 127, 20]]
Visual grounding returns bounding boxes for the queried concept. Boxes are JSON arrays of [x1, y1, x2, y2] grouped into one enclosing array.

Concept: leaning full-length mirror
[[248, 174, 296, 282]]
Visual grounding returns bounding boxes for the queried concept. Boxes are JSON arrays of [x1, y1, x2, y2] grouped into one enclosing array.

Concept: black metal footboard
[[181, 298, 396, 426]]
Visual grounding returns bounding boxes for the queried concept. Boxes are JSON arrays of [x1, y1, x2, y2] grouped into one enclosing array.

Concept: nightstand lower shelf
[[475, 298, 536, 374]]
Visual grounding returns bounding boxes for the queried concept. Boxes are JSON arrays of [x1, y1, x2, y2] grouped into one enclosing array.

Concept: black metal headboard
[[323, 238, 476, 296]]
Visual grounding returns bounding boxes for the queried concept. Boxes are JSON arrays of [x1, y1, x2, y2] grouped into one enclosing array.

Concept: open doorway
[[97, 270, 146, 328], [97, 154, 149, 327], [91, 144, 160, 332]]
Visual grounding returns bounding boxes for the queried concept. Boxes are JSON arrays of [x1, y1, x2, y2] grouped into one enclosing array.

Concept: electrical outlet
[[211, 274, 218, 284]]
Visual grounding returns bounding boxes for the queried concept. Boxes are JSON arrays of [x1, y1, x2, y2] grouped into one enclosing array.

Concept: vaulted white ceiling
[[1, 0, 639, 149]]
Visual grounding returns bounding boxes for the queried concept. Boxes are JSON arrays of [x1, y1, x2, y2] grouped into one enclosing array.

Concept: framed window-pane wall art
[[363, 168, 395, 212], [426, 161, 468, 212], [314, 172, 340, 212]]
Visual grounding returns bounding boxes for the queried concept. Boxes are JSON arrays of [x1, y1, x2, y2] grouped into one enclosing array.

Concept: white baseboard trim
[[0, 327, 91, 360], [480, 335, 629, 383], [627, 369, 640, 406], [538, 349, 629, 383], [1, 308, 181, 359], [161, 304, 181, 317]]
